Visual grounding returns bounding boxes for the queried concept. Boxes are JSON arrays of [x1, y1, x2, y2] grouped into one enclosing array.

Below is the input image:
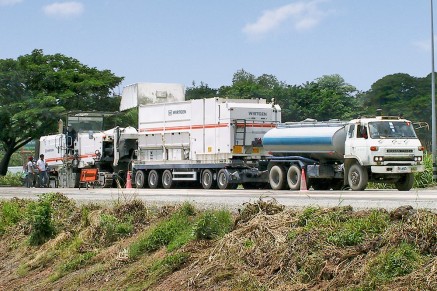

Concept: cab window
[[357, 125, 368, 139], [347, 124, 355, 138]]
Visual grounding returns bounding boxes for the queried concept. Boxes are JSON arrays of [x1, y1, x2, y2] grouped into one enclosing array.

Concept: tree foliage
[[297, 74, 359, 121], [215, 71, 359, 122], [0, 49, 123, 175], [186, 81, 217, 100], [218, 69, 285, 101], [359, 73, 431, 147]]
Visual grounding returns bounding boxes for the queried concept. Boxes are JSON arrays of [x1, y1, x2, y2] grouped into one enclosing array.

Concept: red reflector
[[418, 146, 425, 151], [370, 146, 378, 151]]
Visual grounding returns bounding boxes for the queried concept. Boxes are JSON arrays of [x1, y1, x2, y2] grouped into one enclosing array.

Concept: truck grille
[[384, 156, 415, 161], [386, 149, 413, 153]]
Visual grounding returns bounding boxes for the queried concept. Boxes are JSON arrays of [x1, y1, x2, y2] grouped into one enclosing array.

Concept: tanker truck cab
[[344, 116, 424, 191]]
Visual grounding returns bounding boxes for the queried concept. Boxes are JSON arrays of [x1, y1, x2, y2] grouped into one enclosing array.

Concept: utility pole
[[431, 0, 437, 180]]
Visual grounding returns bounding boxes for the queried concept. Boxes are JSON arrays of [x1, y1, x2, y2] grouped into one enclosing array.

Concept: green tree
[[218, 69, 273, 99], [362, 73, 424, 116], [359, 73, 431, 148], [309, 74, 358, 120], [0, 49, 123, 175], [106, 106, 138, 129], [286, 74, 359, 121], [185, 81, 217, 100]]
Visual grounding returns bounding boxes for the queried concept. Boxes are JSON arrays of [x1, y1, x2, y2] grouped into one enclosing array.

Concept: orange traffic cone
[[126, 171, 132, 189], [300, 168, 308, 191]]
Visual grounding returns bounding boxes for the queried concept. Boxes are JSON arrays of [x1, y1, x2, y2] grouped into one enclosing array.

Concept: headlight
[[373, 156, 384, 162], [414, 156, 423, 162]]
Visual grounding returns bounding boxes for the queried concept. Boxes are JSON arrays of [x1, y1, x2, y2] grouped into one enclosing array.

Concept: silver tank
[[263, 121, 348, 161]]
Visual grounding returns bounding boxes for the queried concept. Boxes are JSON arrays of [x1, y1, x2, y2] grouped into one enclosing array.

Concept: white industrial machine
[[39, 113, 138, 188], [132, 97, 281, 189]]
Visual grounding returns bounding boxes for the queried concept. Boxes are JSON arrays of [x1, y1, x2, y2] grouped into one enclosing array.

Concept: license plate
[[397, 166, 409, 172]]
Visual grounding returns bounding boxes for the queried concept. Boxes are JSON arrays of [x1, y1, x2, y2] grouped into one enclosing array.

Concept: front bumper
[[371, 165, 425, 174]]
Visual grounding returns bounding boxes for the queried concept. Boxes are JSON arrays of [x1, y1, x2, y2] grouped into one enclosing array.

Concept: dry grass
[[0, 194, 436, 290]]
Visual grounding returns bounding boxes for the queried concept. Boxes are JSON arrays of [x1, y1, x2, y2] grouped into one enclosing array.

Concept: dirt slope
[[0, 194, 436, 290]]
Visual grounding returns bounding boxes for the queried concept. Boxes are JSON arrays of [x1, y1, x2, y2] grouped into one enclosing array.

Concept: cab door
[[346, 122, 369, 164]]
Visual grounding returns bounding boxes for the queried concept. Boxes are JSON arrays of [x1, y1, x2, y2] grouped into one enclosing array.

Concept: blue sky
[[0, 0, 432, 93]]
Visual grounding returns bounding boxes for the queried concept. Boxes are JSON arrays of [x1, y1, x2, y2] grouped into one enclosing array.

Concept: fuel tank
[[262, 121, 348, 161]]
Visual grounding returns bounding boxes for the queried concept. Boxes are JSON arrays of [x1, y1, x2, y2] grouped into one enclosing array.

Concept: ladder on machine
[[234, 119, 247, 147]]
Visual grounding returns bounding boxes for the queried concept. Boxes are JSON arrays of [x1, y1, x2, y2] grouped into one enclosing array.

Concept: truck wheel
[[348, 164, 368, 191], [162, 170, 173, 189], [269, 165, 286, 190], [148, 170, 161, 189], [395, 173, 414, 191], [287, 165, 301, 190], [217, 169, 231, 189], [201, 169, 216, 189], [135, 170, 146, 188]]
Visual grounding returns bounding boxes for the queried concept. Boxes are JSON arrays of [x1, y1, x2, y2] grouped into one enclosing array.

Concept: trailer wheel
[[348, 164, 368, 191], [135, 170, 146, 188], [162, 170, 173, 189], [201, 169, 216, 189], [287, 165, 301, 190], [148, 170, 161, 189], [269, 165, 286, 190], [395, 173, 414, 191], [217, 169, 231, 189]]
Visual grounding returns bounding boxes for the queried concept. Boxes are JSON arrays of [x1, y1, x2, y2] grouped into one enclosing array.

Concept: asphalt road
[[0, 187, 436, 211]]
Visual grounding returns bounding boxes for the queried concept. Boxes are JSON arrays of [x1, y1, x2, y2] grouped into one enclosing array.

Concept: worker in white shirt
[[25, 156, 35, 188], [37, 154, 49, 187]]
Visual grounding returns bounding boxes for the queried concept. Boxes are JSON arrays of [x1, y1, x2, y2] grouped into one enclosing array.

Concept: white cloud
[[43, 2, 84, 18], [243, 0, 331, 38], [0, 0, 23, 6]]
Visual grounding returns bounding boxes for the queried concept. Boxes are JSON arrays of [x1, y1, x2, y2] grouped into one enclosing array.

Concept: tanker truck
[[262, 116, 425, 191]]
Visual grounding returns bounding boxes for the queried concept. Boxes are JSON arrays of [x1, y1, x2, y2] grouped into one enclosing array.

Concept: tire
[[148, 170, 161, 189], [217, 169, 231, 190], [287, 165, 301, 190], [395, 173, 414, 191], [135, 170, 146, 188], [201, 169, 216, 189], [347, 163, 368, 191], [162, 170, 173, 189], [269, 165, 286, 190]]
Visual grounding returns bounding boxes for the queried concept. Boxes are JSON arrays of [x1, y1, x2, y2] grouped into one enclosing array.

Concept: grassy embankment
[[0, 193, 435, 290]]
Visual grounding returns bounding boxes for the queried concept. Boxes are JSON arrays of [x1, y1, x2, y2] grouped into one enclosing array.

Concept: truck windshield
[[368, 121, 417, 139], [67, 116, 104, 132]]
